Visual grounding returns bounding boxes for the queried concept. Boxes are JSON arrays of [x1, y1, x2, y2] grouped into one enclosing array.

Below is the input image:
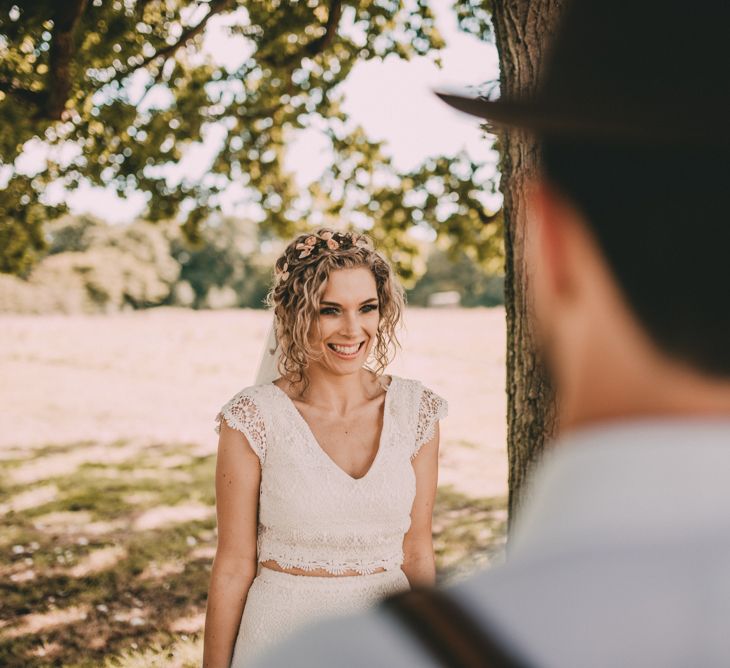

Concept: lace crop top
[[214, 375, 448, 575]]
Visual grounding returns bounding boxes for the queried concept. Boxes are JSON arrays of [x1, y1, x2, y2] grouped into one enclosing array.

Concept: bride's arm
[[401, 422, 440, 588], [202, 421, 262, 668]]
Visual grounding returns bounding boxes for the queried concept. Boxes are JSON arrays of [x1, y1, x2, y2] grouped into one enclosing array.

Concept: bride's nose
[[339, 310, 360, 337]]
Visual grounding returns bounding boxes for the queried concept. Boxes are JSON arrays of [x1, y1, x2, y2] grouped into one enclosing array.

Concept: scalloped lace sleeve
[[412, 386, 448, 460], [214, 390, 267, 464]]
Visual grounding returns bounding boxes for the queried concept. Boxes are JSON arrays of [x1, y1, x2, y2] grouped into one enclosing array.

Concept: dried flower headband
[[276, 231, 370, 283]]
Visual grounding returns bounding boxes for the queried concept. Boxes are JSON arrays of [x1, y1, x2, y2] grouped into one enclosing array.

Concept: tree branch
[[109, 0, 234, 86], [262, 0, 343, 69], [135, 0, 155, 18], [0, 79, 44, 107], [46, 0, 89, 119], [304, 0, 342, 57]]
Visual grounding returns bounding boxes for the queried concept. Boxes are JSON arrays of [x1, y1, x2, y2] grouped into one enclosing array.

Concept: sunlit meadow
[[0, 307, 507, 667]]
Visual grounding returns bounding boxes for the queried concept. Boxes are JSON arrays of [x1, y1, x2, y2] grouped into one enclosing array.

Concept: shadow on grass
[[0, 441, 507, 667], [433, 484, 507, 585]]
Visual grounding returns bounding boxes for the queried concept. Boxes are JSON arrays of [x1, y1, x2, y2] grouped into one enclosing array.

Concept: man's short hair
[[541, 138, 730, 378]]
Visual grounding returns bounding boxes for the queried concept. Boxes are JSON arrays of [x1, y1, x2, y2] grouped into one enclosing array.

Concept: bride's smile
[[327, 341, 364, 357]]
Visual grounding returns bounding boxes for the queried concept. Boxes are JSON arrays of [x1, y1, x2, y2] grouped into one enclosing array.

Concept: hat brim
[[435, 90, 632, 139], [434, 90, 717, 144], [435, 91, 538, 127]]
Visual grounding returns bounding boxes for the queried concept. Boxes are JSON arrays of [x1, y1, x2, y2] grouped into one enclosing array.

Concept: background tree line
[[0, 212, 504, 313]]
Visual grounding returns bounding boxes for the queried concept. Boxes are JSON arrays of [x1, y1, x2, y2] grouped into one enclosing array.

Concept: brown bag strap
[[380, 585, 532, 668]]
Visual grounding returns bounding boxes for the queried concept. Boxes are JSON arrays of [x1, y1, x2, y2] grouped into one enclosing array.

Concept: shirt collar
[[507, 417, 730, 562]]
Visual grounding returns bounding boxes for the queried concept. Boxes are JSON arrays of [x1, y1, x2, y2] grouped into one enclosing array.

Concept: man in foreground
[[251, 0, 730, 665]]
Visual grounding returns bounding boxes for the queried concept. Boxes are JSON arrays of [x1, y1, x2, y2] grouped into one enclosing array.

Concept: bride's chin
[[316, 353, 367, 375]]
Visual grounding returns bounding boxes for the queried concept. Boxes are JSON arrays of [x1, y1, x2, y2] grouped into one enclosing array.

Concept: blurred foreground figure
[[252, 0, 730, 665]]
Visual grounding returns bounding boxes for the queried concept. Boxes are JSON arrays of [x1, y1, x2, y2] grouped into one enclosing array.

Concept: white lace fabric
[[215, 393, 267, 462], [231, 567, 411, 666], [214, 375, 448, 576]]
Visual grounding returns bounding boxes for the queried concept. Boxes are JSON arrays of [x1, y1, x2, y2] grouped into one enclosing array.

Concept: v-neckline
[[271, 376, 396, 483]]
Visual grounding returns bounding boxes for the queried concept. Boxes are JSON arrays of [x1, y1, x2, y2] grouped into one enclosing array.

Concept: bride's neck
[[293, 367, 381, 414]]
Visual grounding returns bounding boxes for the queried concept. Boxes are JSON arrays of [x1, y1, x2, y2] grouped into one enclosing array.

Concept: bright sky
[[23, 0, 500, 224]]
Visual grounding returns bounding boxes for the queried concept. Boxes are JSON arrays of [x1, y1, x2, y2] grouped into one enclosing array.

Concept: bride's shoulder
[[218, 381, 278, 414], [387, 374, 443, 395], [387, 375, 448, 410], [214, 383, 273, 462], [387, 376, 448, 455]]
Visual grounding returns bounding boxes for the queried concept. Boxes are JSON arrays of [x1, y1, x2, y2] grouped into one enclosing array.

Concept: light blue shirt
[[252, 418, 730, 667]]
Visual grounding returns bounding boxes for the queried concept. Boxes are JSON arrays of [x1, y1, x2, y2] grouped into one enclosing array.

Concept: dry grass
[[0, 307, 507, 667]]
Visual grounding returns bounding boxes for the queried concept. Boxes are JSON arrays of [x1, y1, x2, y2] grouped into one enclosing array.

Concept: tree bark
[[490, 0, 564, 528]]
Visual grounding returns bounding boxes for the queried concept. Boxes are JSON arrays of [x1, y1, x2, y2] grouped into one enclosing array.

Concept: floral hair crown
[[276, 230, 370, 283]]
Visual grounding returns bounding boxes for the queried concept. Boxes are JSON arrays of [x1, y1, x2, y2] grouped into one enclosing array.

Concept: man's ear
[[529, 179, 573, 300]]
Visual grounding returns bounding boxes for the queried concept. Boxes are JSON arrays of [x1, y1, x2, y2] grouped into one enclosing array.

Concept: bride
[[202, 229, 447, 667]]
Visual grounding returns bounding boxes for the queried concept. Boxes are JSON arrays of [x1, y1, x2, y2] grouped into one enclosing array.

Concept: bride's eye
[[319, 307, 339, 315], [361, 304, 379, 313]]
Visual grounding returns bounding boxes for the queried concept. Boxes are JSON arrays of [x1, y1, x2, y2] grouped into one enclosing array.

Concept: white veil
[[254, 313, 282, 385]]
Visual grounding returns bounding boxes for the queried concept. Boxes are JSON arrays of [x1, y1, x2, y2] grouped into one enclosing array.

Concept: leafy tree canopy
[[0, 0, 501, 279]]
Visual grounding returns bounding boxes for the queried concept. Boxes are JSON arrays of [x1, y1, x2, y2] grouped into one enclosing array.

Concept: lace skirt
[[230, 565, 411, 666]]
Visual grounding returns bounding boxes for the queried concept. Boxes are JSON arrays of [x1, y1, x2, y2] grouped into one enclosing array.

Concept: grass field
[[0, 307, 508, 667]]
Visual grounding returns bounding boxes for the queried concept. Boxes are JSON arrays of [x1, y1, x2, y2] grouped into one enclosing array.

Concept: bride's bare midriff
[[260, 559, 385, 577]]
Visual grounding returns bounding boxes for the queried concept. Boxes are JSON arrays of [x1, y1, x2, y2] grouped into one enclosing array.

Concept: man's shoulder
[[447, 536, 730, 667]]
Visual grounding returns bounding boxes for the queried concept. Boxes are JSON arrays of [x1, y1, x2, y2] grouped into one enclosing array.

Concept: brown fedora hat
[[436, 0, 730, 145]]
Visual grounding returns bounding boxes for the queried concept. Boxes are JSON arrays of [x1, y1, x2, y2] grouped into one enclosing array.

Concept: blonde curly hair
[[266, 228, 405, 394]]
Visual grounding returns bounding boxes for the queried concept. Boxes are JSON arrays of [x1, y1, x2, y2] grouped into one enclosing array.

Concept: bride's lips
[[326, 341, 365, 360]]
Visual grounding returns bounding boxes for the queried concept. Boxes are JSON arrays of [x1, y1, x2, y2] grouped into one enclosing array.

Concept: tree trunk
[[490, 0, 564, 528]]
